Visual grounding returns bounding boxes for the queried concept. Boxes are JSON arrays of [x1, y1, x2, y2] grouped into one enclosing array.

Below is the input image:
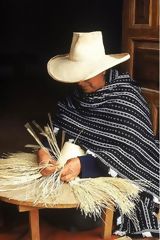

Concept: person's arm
[[37, 148, 57, 176], [60, 154, 107, 182], [60, 157, 81, 182], [79, 154, 107, 178]]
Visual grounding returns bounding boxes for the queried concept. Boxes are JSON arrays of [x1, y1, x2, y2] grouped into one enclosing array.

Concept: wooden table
[[0, 185, 114, 240]]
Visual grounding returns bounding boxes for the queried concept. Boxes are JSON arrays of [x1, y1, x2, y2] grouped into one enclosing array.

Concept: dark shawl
[[54, 69, 159, 198]]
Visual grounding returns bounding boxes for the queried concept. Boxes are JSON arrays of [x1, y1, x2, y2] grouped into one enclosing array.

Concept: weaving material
[[0, 117, 144, 220], [0, 152, 143, 221]]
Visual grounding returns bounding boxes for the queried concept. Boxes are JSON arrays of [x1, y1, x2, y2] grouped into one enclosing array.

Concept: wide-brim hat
[[47, 31, 130, 83]]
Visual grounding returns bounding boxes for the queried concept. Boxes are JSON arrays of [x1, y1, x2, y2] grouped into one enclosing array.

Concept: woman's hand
[[37, 148, 57, 176], [60, 157, 81, 182]]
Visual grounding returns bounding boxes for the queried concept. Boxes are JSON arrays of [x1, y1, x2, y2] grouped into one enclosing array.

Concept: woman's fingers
[[60, 157, 81, 181], [37, 147, 58, 176], [60, 167, 73, 181], [60, 173, 75, 182], [40, 165, 57, 176], [49, 159, 57, 165]]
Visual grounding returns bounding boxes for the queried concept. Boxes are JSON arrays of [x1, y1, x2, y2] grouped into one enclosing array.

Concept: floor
[[0, 203, 104, 240], [0, 223, 104, 240], [0, 203, 159, 240], [0, 214, 106, 240]]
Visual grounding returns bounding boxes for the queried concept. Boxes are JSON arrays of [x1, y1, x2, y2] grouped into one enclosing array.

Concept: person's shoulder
[[108, 68, 136, 85], [108, 68, 144, 100]]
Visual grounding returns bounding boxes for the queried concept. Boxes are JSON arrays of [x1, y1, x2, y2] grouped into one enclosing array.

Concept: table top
[[0, 183, 79, 209]]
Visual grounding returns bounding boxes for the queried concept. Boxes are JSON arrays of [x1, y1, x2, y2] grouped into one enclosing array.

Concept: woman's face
[[77, 72, 106, 93]]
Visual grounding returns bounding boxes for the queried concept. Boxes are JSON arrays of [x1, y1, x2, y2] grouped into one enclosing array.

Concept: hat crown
[[47, 30, 130, 83], [69, 31, 105, 61]]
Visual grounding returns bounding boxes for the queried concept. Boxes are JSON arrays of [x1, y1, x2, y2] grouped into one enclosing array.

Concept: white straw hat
[[47, 31, 130, 83]]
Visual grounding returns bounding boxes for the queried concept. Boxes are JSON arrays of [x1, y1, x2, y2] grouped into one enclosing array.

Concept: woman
[[38, 31, 159, 237]]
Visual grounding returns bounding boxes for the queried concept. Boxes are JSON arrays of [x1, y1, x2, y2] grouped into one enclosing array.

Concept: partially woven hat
[[47, 31, 130, 83]]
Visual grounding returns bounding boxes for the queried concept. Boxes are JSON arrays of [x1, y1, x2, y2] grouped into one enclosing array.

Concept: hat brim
[[47, 53, 130, 83]]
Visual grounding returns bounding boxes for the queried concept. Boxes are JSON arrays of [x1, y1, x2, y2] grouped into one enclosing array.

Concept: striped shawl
[[54, 69, 159, 198]]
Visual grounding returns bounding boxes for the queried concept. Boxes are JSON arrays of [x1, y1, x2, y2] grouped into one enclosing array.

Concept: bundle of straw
[[0, 115, 144, 221]]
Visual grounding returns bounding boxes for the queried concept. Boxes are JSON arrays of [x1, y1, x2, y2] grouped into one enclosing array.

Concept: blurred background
[[0, 0, 123, 155]]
